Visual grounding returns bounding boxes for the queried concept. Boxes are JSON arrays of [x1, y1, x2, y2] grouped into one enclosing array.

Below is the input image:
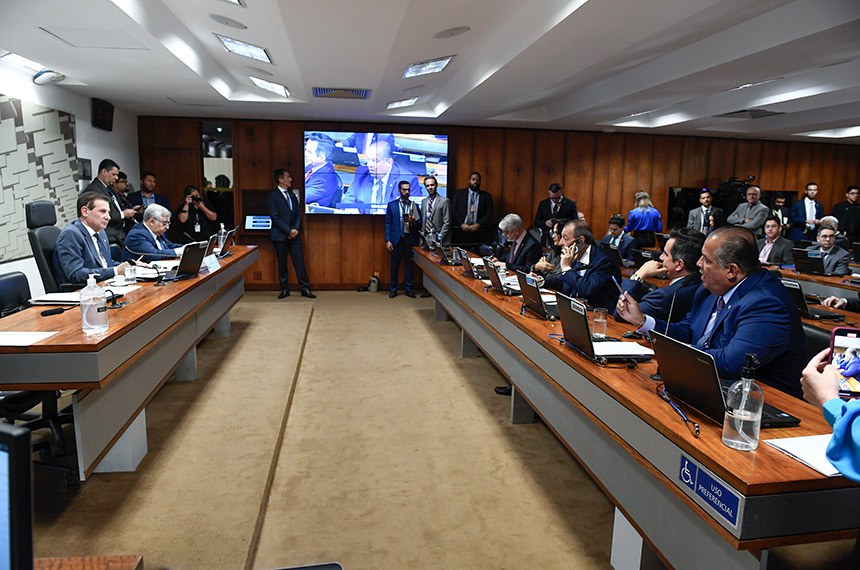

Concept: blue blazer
[[624, 207, 662, 233], [384, 199, 422, 246], [267, 188, 302, 242], [545, 244, 621, 310], [600, 233, 635, 259], [616, 272, 701, 323], [654, 269, 805, 398], [54, 219, 116, 283], [502, 231, 542, 274], [305, 161, 342, 208], [342, 163, 421, 207], [127, 191, 171, 211], [123, 223, 182, 261], [791, 199, 824, 241]]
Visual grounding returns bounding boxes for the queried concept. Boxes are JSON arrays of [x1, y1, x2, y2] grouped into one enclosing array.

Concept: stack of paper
[[764, 434, 841, 477]]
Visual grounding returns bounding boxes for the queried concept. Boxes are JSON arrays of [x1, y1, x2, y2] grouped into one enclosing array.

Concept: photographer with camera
[[175, 184, 217, 243]]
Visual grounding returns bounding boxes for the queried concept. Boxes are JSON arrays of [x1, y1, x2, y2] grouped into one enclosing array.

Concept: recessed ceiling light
[[0, 51, 46, 72], [248, 66, 274, 77], [387, 97, 419, 110], [403, 56, 454, 79], [433, 26, 470, 39], [210, 14, 247, 30], [797, 126, 860, 139], [215, 34, 272, 64], [250, 76, 289, 97]]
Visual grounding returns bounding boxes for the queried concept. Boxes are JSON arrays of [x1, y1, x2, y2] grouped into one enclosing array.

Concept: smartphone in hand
[[829, 327, 860, 399]]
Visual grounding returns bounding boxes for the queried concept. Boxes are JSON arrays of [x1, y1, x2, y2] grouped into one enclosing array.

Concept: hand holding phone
[[829, 327, 860, 399]]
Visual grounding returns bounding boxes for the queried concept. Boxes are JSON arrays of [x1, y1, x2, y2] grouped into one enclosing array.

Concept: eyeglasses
[[656, 384, 699, 438], [155, 219, 171, 227]]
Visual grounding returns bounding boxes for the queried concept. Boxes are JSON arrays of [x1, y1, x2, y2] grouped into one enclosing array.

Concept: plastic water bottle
[[722, 354, 764, 451], [216, 223, 228, 251], [80, 273, 108, 335]]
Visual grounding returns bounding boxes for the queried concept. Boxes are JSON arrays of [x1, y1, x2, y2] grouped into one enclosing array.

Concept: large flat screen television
[[303, 131, 448, 215]]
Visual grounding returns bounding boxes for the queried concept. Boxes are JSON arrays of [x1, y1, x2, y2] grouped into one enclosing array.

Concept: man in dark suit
[[757, 215, 795, 265], [83, 158, 138, 245], [807, 224, 851, 276], [494, 213, 541, 274], [615, 227, 704, 323], [341, 140, 420, 209], [419, 175, 450, 246], [267, 169, 315, 299], [769, 193, 792, 237], [791, 182, 824, 242], [450, 171, 495, 246], [544, 220, 621, 310], [54, 191, 131, 284], [686, 188, 722, 235], [533, 183, 578, 246], [304, 132, 342, 208], [600, 214, 635, 260], [123, 204, 185, 262], [830, 185, 860, 244], [128, 171, 171, 220], [617, 226, 806, 398], [385, 180, 422, 298]]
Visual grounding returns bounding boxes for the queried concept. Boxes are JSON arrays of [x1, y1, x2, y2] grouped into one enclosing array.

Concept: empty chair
[[25, 200, 62, 293]]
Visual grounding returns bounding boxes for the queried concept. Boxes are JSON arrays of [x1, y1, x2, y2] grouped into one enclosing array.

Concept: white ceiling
[[1, 0, 859, 143]]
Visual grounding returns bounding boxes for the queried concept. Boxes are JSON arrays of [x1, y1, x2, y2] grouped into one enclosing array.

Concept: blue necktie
[[699, 296, 725, 348]]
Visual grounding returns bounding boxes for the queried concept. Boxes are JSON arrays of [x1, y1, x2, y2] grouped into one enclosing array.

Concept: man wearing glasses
[[123, 204, 185, 262]]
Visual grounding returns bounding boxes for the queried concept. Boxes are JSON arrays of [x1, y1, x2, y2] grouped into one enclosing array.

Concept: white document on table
[[0, 331, 59, 346], [764, 434, 841, 477]]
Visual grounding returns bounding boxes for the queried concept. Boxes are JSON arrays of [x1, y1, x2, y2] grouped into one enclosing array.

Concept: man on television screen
[[450, 171, 494, 246], [341, 140, 419, 210], [304, 132, 342, 209]]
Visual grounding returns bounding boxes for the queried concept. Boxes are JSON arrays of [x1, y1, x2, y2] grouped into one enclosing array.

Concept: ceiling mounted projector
[[32, 69, 65, 85]]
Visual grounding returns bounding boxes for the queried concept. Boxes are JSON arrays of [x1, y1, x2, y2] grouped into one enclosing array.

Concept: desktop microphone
[[40, 306, 72, 317], [103, 288, 127, 309], [123, 245, 176, 286]]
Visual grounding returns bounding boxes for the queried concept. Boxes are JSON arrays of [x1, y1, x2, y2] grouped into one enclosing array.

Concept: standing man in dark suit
[[544, 220, 621, 310], [385, 180, 422, 298], [128, 171, 171, 220], [617, 226, 806, 398], [831, 185, 860, 244], [84, 158, 138, 245], [304, 132, 342, 208], [686, 189, 721, 235], [757, 216, 795, 265], [791, 182, 824, 242], [341, 140, 420, 210], [450, 171, 494, 246], [807, 224, 851, 276], [615, 227, 704, 323], [600, 214, 636, 260], [770, 193, 792, 237], [267, 169, 315, 299], [494, 214, 541, 274], [419, 175, 450, 247], [54, 191, 131, 284], [533, 183, 577, 246]]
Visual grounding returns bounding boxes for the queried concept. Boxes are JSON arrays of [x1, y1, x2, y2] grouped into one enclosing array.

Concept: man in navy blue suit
[[342, 140, 420, 210], [304, 132, 342, 208], [494, 213, 541, 274], [600, 213, 635, 260], [618, 226, 805, 398], [385, 180, 422, 298], [55, 191, 131, 284], [544, 220, 621, 310], [791, 182, 824, 242], [615, 227, 704, 323], [123, 204, 185, 262], [127, 171, 171, 220], [268, 170, 315, 299]]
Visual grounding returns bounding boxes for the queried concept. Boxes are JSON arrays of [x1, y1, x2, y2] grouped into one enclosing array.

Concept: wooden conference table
[[0, 245, 258, 481], [415, 248, 860, 569]]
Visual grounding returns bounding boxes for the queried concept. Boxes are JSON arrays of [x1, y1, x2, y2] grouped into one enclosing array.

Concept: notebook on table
[[556, 292, 653, 362], [649, 330, 800, 428], [515, 271, 560, 320], [781, 278, 844, 321]]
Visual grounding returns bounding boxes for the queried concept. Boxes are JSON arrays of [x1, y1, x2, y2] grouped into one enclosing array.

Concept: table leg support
[[434, 300, 450, 321], [611, 507, 665, 570], [212, 313, 231, 337], [91, 410, 148, 476], [510, 386, 537, 424], [174, 347, 197, 382], [461, 330, 479, 358]]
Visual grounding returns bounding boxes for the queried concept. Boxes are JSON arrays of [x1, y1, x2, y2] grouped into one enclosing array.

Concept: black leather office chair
[[25, 200, 62, 293], [0, 271, 75, 485], [802, 322, 831, 365]]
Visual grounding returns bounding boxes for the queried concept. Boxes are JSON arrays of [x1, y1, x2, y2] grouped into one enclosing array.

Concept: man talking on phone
[[617, 226, 806, 398]]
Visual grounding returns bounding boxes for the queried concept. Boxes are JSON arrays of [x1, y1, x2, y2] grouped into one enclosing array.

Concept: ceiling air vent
[[312, 87, 371, 99], [714, 109, 785, 120]]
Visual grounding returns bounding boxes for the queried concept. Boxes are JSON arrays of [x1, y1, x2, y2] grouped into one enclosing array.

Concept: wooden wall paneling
[[733, 140, 763, 186], [138, 117, 200, 150], [339, 216, 379, 286], [500, 130, 535, 222], [532, 131, 566, 224], [621, 134, 650, 199], [468, 128, 505, 224], [240, 237, 278, 288], [679, 137, 710, 189], [304, 215, 342, 288], [448, 126, 472, 196], [592, 134, 625, 233], [233, 121, 273, 190], [137, 149, 201, 211], [705, 138, 738, 188], [784, 143, 814, 197], [759, 141, 788, 191], [635, 135, 655, 196], [650, 136, 683, 214], [564, 132, 596, 218], [271, 122, 305, 188]]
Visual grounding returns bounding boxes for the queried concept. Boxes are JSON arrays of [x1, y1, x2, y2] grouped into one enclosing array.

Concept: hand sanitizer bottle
[[216, 223, 228, 251], [722, 353, 764, 451], [80, 273, 108, 335]]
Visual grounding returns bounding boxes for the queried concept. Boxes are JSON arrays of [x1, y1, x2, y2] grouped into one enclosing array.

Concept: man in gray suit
[[727, 185, 769, 234], [807, 224, 851, 276], [757, 216, 794, 265], [419, 175, 450, 297], [687, 188, 722, 234]]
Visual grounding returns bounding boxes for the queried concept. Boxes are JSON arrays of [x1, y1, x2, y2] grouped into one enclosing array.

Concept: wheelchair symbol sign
[[679, 456, 698, 491]]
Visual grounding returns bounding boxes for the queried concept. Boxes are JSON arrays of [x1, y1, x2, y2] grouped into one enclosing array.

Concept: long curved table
[[0, 245, 259, 480], [416, 248, 860, 569]]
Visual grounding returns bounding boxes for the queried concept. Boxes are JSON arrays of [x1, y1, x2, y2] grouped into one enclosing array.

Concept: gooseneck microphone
[[123, 245, 177, 286]]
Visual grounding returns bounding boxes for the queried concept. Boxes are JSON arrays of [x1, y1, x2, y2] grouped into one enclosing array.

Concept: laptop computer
[[154, 241, 209, 280], [655, 233, 670, 250], [649, 330, 800, 428], [515, 271, 560, 319], [792, 248, 828, 275], [556, 292, 654, 362], [853, 242, 860, 264], [483, 257, 518, 294], [458, 248, 488, 279], [438, 247, 462, 266], [781, 278, 844, 321], [601, 243, 624, 267], [632, 248, 660, 268], [214, 226, 238, 258]]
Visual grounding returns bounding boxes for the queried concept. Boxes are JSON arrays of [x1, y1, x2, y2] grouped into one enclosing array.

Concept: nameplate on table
[[679, 454, 740, 527], [201, 254, 221, 274]]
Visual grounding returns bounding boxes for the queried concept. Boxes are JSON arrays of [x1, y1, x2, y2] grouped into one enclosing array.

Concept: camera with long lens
[[191, 195, 203, 204]]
